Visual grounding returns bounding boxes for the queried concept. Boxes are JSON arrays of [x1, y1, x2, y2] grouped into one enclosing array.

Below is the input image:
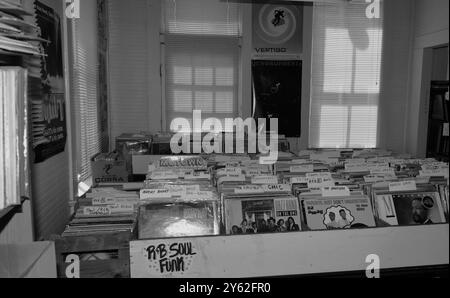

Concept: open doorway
[[425, 45, 449, 161]]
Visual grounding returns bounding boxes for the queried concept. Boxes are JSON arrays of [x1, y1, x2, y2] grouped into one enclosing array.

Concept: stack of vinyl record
[[62, 187, 139, 236], [0, 1, 44, 57], [0, 67, 30, 210], [138, 155, 220, 239]]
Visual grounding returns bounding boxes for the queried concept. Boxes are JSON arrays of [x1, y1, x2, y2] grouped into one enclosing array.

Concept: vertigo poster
[[253, 3, 303, 56], [252, 60, 302, 138]]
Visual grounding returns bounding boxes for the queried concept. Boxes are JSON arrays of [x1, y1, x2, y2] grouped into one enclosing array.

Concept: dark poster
[[252, 60, 302, 138], [32, 1, 67, 163]]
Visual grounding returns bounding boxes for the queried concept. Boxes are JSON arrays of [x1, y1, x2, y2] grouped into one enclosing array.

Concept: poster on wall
[[253, 3, 303, 56], [32, 1, 67, 163], [252, 60, 302, 138]]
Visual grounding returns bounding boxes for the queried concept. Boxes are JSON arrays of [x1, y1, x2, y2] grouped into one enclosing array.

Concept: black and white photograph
[[0, 0, 449, 288]]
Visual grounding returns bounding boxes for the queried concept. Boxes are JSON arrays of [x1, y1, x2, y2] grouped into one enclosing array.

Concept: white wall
[[378, 0, 415, 153], [405, 0, 449, 157]]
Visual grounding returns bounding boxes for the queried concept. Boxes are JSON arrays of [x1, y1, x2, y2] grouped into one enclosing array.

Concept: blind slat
[[309, 2, 383, 148], [163, 0, 240, 133]]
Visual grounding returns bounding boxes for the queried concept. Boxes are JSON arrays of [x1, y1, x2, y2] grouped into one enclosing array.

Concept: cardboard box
[[91, 153, 129, 186]]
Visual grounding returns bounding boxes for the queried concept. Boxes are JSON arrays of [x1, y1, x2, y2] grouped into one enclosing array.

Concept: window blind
[[309, 2, 383, 148], [163, 0, 241, 132], [70, 16, 100, 192]]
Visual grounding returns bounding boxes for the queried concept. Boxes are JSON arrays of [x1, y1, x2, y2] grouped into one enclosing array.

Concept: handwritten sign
[[251, 175, 278, 185], [321, 186, 350, 197], [140, 189, 172, 200], [389, 181, 417, 192], [143, 241, 197, 276], [419, 169, 449, 178], [217, 174, 246, 185], [290, 164, 314, 173], [344, 163, 368, 172], [290, 176, 308, 184], [83, 206, 111, 216]]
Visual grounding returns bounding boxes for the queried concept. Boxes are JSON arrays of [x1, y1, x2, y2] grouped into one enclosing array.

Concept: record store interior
[[0, 0, 449, 279]]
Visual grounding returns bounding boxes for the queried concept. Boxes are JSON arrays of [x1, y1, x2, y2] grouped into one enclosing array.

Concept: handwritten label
[[389, 181, 417, 192], [290, 164, 314, 173], [108, 203, 134, 213], [234, 185, 264, 194], [140, 189, 172, 200], [183, 171, 210, 180], [92, 197, 137, 205], [419, 169, 449, 178], [145, 242, 196, 274], [149, 171, 179, 180], [83, 206, 111, 216], [217, 174, 246, 185], [251, 175, 278, 185], [364, 174, 397, 183], [217, 167, 242, 176], [321, 186, 350, 197], [290, 176, 308, 184], [345, 163, 368, 172]]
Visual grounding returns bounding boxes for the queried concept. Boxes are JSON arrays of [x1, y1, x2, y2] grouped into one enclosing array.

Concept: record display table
[[130, 224, 449, 278]]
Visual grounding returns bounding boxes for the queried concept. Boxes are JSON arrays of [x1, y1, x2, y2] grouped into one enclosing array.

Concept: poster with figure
[[252, 60, 302, 138], [253, 3, 303, 56], [32, 1, 66, 163]]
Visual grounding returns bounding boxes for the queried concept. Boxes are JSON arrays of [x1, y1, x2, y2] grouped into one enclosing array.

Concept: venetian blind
[[309, 1, 383, 148], [70, 13, 100, 191], [163, 0, 241, 132]]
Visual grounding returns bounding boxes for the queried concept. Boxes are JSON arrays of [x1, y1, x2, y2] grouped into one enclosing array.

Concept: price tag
[[140, 189, 172, 200], [251, 175, 278, 185], [290, 164, 314, 173], [321, 186, 350, 197], [83, 206, 111, 216], [389, 181, 417, 192]]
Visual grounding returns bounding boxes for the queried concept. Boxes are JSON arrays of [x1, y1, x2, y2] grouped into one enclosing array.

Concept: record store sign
[[131, 239, 200, 277], [253, 4, 303, 55]]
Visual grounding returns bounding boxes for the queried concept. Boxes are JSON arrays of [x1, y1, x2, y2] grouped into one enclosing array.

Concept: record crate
[[52, 226, 137, 278]]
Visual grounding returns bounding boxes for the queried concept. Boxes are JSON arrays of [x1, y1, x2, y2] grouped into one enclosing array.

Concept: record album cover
[[138, 201, 219, 239], [224, 196, 301, 234], [301, 196, 376, 230], [375, 192, 446, 226]]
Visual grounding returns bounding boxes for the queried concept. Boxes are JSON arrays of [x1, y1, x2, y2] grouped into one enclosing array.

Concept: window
[[162, 0, 241, 132], [309, 2, 383, 148], [69, 9, 101, 195]]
